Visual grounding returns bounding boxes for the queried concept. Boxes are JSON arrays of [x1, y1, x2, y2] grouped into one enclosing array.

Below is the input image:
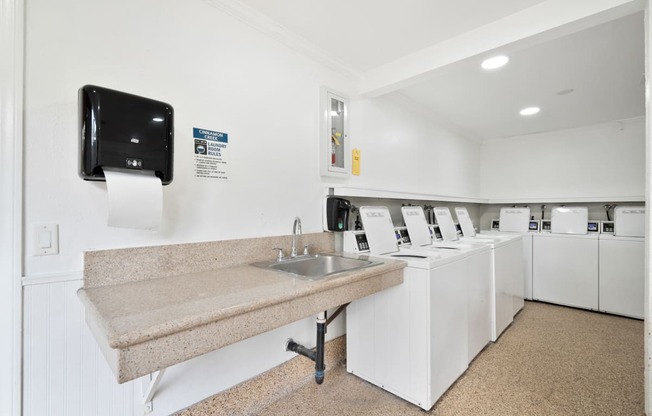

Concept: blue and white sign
[[193, 128, 228, 143], [193, 127, 229, 180]]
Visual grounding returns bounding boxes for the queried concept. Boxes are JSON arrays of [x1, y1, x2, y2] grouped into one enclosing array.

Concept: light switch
[[34, 224, 59, 256], [38, 230, 51, 248]]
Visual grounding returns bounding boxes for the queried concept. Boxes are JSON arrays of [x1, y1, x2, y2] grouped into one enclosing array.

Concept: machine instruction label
[[193, 128, 229, 180]]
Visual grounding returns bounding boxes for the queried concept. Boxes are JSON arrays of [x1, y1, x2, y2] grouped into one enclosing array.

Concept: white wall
[[23, 0, 357, 277], [480, 117, 645, 202], [22, 0, 481, 414], [347, 94, 482, 199]]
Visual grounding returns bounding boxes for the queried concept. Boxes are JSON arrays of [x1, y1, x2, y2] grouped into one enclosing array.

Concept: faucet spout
[[291, 217, 302, 257]]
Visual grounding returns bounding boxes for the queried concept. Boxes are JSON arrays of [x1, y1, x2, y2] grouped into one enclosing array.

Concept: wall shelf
[[330, 186, 487, 204], [486, 196, 645, 204], [330, 187, 644, 206]]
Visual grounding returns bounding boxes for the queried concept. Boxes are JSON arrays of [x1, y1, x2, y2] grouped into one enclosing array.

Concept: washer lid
[[614, 206, 645, 237], [401, 206, 432, 247], [551, 207, 588, 234], [433, 207, 459, 242], [499, 207, 531, 232], [455, 207, 476, 237], [359, 206, 399, 255]]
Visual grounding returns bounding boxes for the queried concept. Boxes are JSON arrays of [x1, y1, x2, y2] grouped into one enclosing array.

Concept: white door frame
[[645, 3, 652, 414], [0, 0, 24, 415], [0, 1, 650, 416]]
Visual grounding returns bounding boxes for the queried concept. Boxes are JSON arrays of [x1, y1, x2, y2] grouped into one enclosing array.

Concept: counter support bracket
[[142, 368, 166, 414]]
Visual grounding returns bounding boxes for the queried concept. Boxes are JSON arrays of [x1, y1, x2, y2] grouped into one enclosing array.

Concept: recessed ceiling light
[[520, 107, 540, 116], [481, 55, 509, 70], [556, 88, 574, 96]]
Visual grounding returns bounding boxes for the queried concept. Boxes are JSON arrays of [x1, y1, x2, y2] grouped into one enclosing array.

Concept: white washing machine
[[455, 207, 526, 318], [345, 206, 473, 410], [431, 207, 523, 341], [598, 206, 645, 319], [481, 207, 536, 303], [532, 207, 599, 310], [399, 206, 492, 363]]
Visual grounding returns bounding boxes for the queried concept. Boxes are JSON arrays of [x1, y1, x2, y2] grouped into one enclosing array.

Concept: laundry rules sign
[[193, 127, 229, 180]]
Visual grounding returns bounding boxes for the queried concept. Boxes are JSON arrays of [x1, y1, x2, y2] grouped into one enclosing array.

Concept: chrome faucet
[[291, 217, 302, 257]]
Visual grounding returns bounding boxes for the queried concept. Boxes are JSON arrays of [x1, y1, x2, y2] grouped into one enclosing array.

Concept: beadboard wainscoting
[[23, 275, 139, 416]]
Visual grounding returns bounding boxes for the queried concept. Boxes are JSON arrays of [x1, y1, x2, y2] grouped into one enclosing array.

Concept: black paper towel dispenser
[[79, 85, 174, 185], [325, 197, 351, 231]]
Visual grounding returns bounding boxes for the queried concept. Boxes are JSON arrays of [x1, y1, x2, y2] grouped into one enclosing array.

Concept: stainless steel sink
[[252, 254, 380, 280]]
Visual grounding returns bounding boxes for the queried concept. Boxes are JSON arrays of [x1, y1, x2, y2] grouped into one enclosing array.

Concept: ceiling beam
[[359, 0, 645, 97]]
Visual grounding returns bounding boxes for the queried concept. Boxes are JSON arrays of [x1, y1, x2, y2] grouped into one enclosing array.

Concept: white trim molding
[[644, 3, 651, 414], [0, 0, 24, 415]]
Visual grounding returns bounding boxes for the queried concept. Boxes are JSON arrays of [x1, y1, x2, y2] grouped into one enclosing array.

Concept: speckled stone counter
[[78, 233, 405, 383]]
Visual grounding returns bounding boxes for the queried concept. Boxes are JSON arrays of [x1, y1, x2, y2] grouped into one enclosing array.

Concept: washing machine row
[[344, 205, 525, 410], [532, 206, 644, 318], [343, 203, 643, 410], [404, 206, 524, 341]]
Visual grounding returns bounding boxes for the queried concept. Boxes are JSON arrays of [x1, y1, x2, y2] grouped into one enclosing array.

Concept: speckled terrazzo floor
[[183, 301, 644, 415]]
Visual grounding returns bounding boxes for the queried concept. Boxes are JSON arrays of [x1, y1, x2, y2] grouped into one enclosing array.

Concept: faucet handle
[[303, 244, 313, 255], [272, 247, 285, 261]]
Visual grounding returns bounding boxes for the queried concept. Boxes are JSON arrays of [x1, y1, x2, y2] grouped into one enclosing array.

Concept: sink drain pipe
[[286, 303, 349, 384]]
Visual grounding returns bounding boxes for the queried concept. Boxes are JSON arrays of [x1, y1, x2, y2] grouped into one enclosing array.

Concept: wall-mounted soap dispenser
[[79, 85, 174, 184], [323, 197, 351, 231]]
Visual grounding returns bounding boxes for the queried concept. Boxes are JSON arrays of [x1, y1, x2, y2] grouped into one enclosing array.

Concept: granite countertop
[[78, 254, 406, 351]]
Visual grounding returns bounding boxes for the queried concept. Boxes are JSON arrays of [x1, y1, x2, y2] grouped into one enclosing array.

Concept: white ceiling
[[237, 0, 645, 141], [399, 11, 645, 141], [238, 0, 547, 72]]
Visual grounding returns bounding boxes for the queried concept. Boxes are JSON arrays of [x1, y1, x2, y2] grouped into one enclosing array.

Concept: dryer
[[598, 206, 645, 319], [345, 206, 475, 410]]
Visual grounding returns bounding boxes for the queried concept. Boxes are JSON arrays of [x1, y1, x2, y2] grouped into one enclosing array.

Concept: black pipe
[[286, 307, 345, 385], [605, 204, 613, 221], [286, 339, 315, 361], [315, 321, 326, 384]]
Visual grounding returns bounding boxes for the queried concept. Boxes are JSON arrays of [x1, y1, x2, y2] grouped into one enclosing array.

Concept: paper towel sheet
[[104, 167, 163, 229]]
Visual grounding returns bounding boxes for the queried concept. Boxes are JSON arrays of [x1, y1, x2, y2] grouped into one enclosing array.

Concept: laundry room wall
[[21, 0, 482, 415], [479, 117, 645, 202], [347, 94, 482, 199]]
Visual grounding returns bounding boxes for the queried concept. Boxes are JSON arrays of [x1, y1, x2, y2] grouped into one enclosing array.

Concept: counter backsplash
[[83, 232, 335, 288]]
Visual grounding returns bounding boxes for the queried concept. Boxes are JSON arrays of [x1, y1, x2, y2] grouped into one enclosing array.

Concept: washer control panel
[[343, 230, 370, 253], [394, 227, 411, 245]]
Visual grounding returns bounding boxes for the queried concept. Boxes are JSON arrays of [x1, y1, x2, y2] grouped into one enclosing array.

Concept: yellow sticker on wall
[[352, 148, 361, 176]]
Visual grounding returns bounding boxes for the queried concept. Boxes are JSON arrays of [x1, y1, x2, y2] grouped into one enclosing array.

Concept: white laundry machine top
[[401, 206, 433, 247], [614, 206, 645, 237], [359, 206, 399, 255], [498, 207, 531, 233], [433, 207, 460, 242], [358, 207, 456, 269], [454, 207, 476, 237], [551, 207, 588, 234], [454, 207, 521, 246], [400, 206, 492, 256]]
